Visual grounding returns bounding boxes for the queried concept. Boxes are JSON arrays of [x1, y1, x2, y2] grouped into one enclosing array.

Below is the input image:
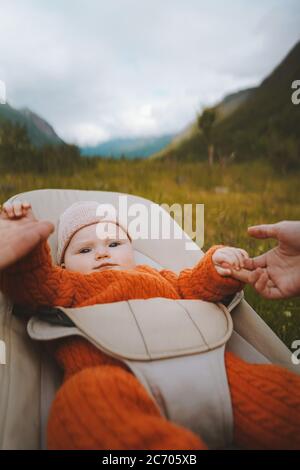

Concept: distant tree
[[0, 121, 96, 174], [0, 122, 33, 171], [197, 108, 217, 166], [265, 132, 299, 174]]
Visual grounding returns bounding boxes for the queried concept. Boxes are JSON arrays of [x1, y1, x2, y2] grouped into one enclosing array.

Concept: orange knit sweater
[[1, 241, 300, 450], [0, 241, 241, 376]]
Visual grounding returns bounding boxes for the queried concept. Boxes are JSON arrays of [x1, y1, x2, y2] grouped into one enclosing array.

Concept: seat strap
[[124, 345, 233, 449]]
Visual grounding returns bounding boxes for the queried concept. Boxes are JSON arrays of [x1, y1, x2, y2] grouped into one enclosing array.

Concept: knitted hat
[[57, 200, 131, 265]]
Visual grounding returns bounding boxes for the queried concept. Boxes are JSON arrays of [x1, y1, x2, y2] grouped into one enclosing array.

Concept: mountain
[[152, 87, 255, 159], [154, 40, 300, 170], [81, 134, 175, 158], [213, 41, 300, 164], [0, 103, 64, 147]]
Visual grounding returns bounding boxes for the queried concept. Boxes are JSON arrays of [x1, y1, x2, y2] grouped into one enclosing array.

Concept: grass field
[[1, 158, 299, 349]]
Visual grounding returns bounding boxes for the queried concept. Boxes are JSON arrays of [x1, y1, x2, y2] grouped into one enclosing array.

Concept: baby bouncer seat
[[0, 188, 298, 450]]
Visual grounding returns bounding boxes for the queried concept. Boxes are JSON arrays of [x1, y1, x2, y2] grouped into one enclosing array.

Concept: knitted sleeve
[[177, 245, 244, 302], [157, 268, 179, 291], [0, 240, 76, 310]]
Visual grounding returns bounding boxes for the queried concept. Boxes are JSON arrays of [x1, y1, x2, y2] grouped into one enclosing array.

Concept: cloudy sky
[[0, 0, 299, 146]]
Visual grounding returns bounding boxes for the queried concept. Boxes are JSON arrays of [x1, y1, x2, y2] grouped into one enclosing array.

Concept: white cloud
[[65, 123, 110, 147], [0, 0, 299, 146]]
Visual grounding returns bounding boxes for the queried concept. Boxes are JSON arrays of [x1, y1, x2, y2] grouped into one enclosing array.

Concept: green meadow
[[1, 158, 299, 348]]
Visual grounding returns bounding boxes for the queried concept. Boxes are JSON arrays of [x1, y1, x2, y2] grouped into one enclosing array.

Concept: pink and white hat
[[57, 200, 131, 265]]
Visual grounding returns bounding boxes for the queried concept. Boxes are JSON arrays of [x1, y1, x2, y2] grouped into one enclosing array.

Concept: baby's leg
[[225, 351, 300, 449], [47, 364, 206, 450]]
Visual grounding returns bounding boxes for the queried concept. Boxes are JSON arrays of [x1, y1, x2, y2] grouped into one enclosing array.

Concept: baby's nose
[[95, 248, 109, 259]]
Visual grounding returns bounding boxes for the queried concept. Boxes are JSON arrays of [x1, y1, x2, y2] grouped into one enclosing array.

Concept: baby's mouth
[[93, 263, 118, 270]]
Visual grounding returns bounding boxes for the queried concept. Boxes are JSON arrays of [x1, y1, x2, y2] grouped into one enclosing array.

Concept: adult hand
[[243, 221, 300, 299], [0, 201, 54, 270]]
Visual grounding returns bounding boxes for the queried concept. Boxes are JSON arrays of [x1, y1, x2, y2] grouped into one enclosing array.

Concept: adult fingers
[[36, 221, 55, 240], [247, 224, 278, 240], [245, 253, 267, 269], [254, 270, 269, 293], [25, 220, 54, 241], [248, 266, 284, 299], [19, 221, 54, 254], [243, 258, 255, 269], [263, 286, 285, 300], [230, 267, 256, 283], [255, 275, 283, 299]]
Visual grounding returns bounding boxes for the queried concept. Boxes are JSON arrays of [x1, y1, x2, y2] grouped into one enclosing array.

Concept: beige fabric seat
[[0, 188, 298, 450]]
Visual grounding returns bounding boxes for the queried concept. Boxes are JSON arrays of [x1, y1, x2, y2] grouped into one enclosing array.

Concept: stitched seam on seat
[[127, 301, 151, 359], [177, 300, 209, 349]]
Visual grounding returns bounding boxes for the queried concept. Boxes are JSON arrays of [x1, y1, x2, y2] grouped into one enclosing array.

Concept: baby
[[0, 200, 299, 451]]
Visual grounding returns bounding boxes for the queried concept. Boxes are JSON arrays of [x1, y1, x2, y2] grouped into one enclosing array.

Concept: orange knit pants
[[47, 352, 300, 450]]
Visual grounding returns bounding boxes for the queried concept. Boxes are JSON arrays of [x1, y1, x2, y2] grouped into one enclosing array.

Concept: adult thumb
[[36, 221, 55, 240]]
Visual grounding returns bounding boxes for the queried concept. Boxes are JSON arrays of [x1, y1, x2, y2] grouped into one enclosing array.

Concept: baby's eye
[[79, 248, 91, 254], [109, 242, 120, 248]]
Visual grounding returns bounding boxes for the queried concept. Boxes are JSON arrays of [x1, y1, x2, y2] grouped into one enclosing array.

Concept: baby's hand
[[1, 201, 36, 221], [212, 246, 249, 276], [212, 246, 257, 283]]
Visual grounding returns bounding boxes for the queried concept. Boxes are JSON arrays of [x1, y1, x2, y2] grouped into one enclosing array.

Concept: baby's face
[[63, 222, 136, 274]]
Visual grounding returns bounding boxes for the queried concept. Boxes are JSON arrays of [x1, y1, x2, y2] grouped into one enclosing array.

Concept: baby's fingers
[[216, 251, 239, 268], [2, 203, 15, 218], [231, 248, 249, 269], [12, 201, 23, 217], [21, 201, 31, 216], [237, 248, 249, 267], [3, 201, 31, 218], [215, 265, 232, 276], [239, 248, 249, 258], [225, 251, 242, 270]]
